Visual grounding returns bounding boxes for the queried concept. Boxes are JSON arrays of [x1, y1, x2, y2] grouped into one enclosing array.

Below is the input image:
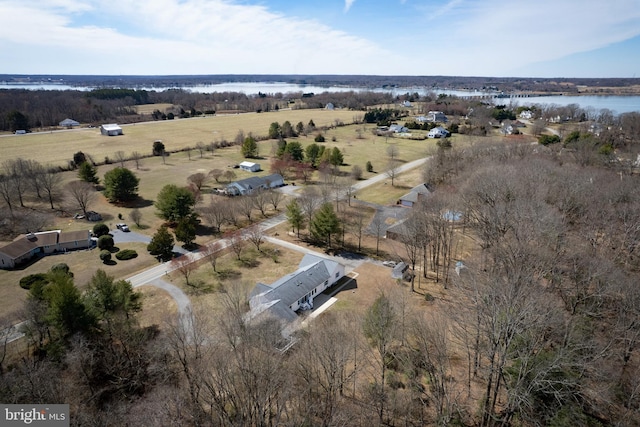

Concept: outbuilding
[[239, 161, 261, 172], [100, 124, 123, 136], [428, 127, 450, 138], [59, 118, 80, 128]]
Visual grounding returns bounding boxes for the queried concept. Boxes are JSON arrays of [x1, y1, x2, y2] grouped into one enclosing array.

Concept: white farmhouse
[[428, 127, 450, 138]]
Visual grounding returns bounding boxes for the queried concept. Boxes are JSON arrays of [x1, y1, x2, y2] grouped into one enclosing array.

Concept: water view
[[1, 81, 638, 114]]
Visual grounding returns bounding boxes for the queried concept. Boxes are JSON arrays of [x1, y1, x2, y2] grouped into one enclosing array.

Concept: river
[[1, 81, 638, 114]]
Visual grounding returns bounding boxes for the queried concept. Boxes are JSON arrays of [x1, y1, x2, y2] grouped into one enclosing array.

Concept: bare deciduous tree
[[187, 172, 207, 191], [129, 208, 142, 227], [66, 180, 96, 217], [114, 150, 126, 167], [246, 224, 265, 252]]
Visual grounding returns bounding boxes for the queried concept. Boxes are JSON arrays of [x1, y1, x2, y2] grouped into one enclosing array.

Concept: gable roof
[[399, 183, 433, 203], [248, 254, 340, 325], [58, 230, 90, 244], [0, 231, 59, 258], [59, 118, 80, 127]]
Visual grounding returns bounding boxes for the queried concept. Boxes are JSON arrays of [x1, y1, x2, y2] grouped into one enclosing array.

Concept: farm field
[[0, 108, 359, 168]]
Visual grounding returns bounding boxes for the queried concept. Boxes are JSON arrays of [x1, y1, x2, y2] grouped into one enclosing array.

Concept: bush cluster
[[115, 249, 138, 260]]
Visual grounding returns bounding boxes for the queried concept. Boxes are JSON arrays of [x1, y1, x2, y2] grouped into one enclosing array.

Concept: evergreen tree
[[286, 199, 304, 237], [284, 141, 304, 161], [155, 184, 196, 223], [310, 202, 340, 248], [241, 134, 259, 158], [175, 215, 198, 247], [268, 122, 282, 139], [78, 161, 99, 184], [103, 167, 139, 202], [329, 147, 344, 166], [147, 225, 175, 261]]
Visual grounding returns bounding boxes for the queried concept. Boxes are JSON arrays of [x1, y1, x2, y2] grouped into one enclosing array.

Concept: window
[[335, 272, 340, 278]]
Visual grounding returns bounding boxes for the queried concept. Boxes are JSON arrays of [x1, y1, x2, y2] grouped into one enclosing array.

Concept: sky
[[1, 0, 639, 78]]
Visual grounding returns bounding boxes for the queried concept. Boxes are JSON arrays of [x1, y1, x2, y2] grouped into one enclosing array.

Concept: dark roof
[[0, 231, 58, 258]]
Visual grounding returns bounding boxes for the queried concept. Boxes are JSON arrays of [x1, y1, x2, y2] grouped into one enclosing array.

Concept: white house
[[59, 118, 80, 128], [325, 103, 335, 110], [428, 127, 450, 138], [0, 230, 92, 269], [519, 110, 533, 120], [248, 254, 345, 326], [226, 174, 285, 196], [239, 161, 261, 172], [100, 124, 123, 136]]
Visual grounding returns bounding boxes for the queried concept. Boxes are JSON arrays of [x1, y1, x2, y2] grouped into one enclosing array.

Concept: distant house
[[427, 111, 448, 123], [428, 127, 450, 138], [401, 100, 412, 107], [248, 254, 345, 327], [398, 183, 433, 207], [100, 124, 123, 136], [0, 230, 92, 269], [226, 174, 285, 196], [239, 161, 261, 172], [389, 124, 409, 133], [391, 262, 409, 280], [59, 118, 80, 128], [519, 110, 533, 120], [325, 103, 335, 110]]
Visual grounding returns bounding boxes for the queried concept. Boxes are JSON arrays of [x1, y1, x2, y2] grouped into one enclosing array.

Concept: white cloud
[[344, 0, 356, 13], [0, 0, 639, 76]]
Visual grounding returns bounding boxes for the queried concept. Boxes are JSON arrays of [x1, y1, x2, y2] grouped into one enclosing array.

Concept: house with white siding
[[248, 254, 345, 326], [0, 230, 93, 269], [226, 174, 284, 196]]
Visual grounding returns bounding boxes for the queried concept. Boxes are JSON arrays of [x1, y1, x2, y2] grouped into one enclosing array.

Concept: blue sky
[[1, 0, 639, 77]]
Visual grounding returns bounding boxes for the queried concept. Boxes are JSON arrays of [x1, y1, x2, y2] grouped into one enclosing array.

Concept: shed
[[100, 124, 123, 136], [239, 161, 261, 172], [391, 262, 409, 280]]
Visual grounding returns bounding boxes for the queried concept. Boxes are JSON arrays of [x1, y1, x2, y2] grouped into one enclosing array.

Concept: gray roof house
[[226, 173, 284, 196], [428, 127, 450, 139], [248, 254, 345, 331], [59, 118, 80, 127], [398, 183, 433, 207]]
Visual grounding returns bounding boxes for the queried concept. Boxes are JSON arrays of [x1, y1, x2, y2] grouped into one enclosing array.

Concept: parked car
[[116, 223, 130, 232], [382, 260, 397, 267]]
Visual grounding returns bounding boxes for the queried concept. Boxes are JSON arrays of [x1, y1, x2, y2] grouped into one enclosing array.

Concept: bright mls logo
[[1, 405, 69, 426]]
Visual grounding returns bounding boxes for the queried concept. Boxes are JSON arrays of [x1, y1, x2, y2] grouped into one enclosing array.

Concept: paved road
[[352, 157, 429, 190]]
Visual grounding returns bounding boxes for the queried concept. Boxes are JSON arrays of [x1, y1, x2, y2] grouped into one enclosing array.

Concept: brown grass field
[[0, 108, 359, 168]]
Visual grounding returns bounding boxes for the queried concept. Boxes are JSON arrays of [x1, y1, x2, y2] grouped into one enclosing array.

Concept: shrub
[[100, 250, 112, 263], [50, 263, 73, 277], [19, 273, 49, 290], [314, 134, 325, 143], [93, 223, 110, 237], [538, 134, 561, 146], [97, 235, 114, 251], [366, 161, 373, 172], [115, 249, 138, 260]]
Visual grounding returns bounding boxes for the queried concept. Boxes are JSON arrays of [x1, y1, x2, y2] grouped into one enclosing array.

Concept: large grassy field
[[0, 108, 359, 168]]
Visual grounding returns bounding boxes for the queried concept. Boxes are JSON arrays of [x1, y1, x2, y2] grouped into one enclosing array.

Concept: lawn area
[[0, 242, 157, 323], [1, 108, 358, 168], [164, 242, 304, 312]]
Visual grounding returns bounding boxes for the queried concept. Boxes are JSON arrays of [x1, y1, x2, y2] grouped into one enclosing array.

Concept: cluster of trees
[[270, 140, 345, 183], [0, 267, 167, 422], [364, 108, 406, 126]]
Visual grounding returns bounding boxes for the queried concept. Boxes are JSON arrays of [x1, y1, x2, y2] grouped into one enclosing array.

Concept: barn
[[100, 124, 123, 136]]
